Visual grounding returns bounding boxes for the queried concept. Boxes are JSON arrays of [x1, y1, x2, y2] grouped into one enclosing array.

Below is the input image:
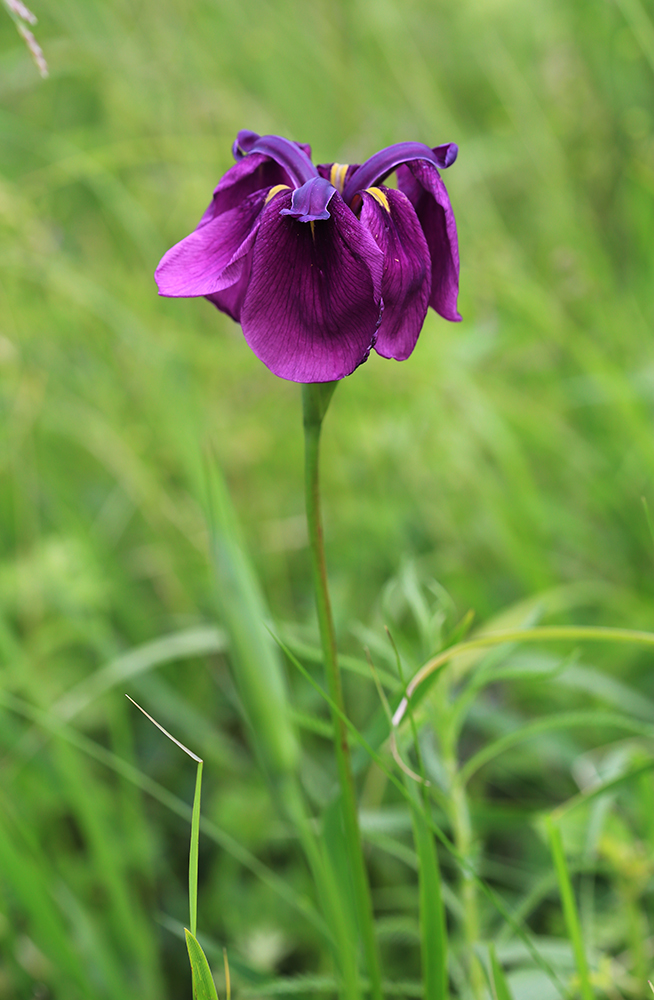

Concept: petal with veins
[[359, 187, 431, 361], [397, 160, 460, 321], [240, 193, 384, 382], [155, 188, 268, 297]]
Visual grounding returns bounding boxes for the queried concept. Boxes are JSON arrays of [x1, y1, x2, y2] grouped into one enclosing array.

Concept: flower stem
[[302, 383, 383, 1000]]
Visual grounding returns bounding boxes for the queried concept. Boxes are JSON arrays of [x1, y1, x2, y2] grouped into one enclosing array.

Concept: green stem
[[450, 782, 483, 1000], [302, 383, 383, 1000]]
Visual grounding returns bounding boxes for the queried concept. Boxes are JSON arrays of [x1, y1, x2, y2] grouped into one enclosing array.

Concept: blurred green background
[[3, 0, 654, 997]]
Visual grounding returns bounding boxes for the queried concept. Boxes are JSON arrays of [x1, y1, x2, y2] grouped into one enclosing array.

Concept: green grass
[[2, 0, 654, 997]]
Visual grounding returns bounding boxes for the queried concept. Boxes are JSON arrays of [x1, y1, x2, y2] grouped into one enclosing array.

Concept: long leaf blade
[[189, 760, 204, 938], [186, 928, 220, 1000], [410, 800, 448, 1000], [547, 818, 594, 1000], [489, 944, 513, 1000]]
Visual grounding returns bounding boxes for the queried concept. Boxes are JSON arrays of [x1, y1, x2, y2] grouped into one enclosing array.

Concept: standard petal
[[240, 193, 384, 382], [359, 187, 431, 361], [397, 160, 460, 321], [199, 153, 290, 225], [155, 188, 268, 297]]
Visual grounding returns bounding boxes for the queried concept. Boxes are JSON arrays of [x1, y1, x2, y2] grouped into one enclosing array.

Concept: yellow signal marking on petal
[[366, 187, 391, 212], [265, 184, 290, 204], [329, 163, 349, 193], [309, 220, 315, 241]]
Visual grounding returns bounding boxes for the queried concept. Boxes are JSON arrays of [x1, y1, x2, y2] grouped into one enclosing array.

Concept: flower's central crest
[[329, 163, 349, 194], [155, 131, 460, 383]]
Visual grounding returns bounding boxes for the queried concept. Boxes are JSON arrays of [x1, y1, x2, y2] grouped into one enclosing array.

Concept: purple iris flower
[[155, 131, 460, 383]]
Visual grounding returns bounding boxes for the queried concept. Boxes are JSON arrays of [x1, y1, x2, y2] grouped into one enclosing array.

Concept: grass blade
[[458, 710, 654, 786], [410, 799, 448, 1000], [186, 929, 220, 1000], [189, 760, 204, 939], [381, 630, 448, 1000], [54, 627, 227, 722], [270, 630, 566, 996], [547, 817, 594, 1000], [125, 697, 205, 937], [203, 457, 298, 778], [0, 799, 91, 994], [127, 698, 217, 990], [3, 687, 327, 936], [552, 756, 654, 820], [125, 695, 203, 763], [488, 944, 514, 1000], [394, 625, 654, 730]]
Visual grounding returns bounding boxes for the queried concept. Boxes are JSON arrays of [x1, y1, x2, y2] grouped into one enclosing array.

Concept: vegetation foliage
[[2, 0, 654, 998]]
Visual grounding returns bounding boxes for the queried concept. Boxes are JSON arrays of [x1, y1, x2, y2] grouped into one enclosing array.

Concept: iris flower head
[[155, 131, 460, 383]]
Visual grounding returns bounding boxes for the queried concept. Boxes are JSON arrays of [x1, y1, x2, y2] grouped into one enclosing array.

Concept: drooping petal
[[198, 152, 290, 226], [232, 130, 261, 158], [206, 189, 295, 320], [280, 177, 337, 222], [240, 192, 384, 382], [248, 135, 318, 187], [294, 140, 313, 160], [155, 187, 268, 298], [205, 254, 253, 322], [433, 142, 459, 168], [342, 142, 458, 204], [396, 160, 460, 321], [359, 187, 431, 361], [233, 130, 312, 162]]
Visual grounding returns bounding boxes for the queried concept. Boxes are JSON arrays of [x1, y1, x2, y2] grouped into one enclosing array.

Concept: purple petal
[[200, 152, 290, 225], [359, 187, 431, 361], [294, 140, 313, 159], [280, 177, 337, 222], [248, 135, 317, 187], [343, 142, 458, 204], [397, 160, 460, 322], [233, 130, 312, 162], [155, 188, 267, 297], [232, 130, 261, 158], [206, 255, 253, 322], [434, 143, 458, 168], [240, 192, 384, 382]]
